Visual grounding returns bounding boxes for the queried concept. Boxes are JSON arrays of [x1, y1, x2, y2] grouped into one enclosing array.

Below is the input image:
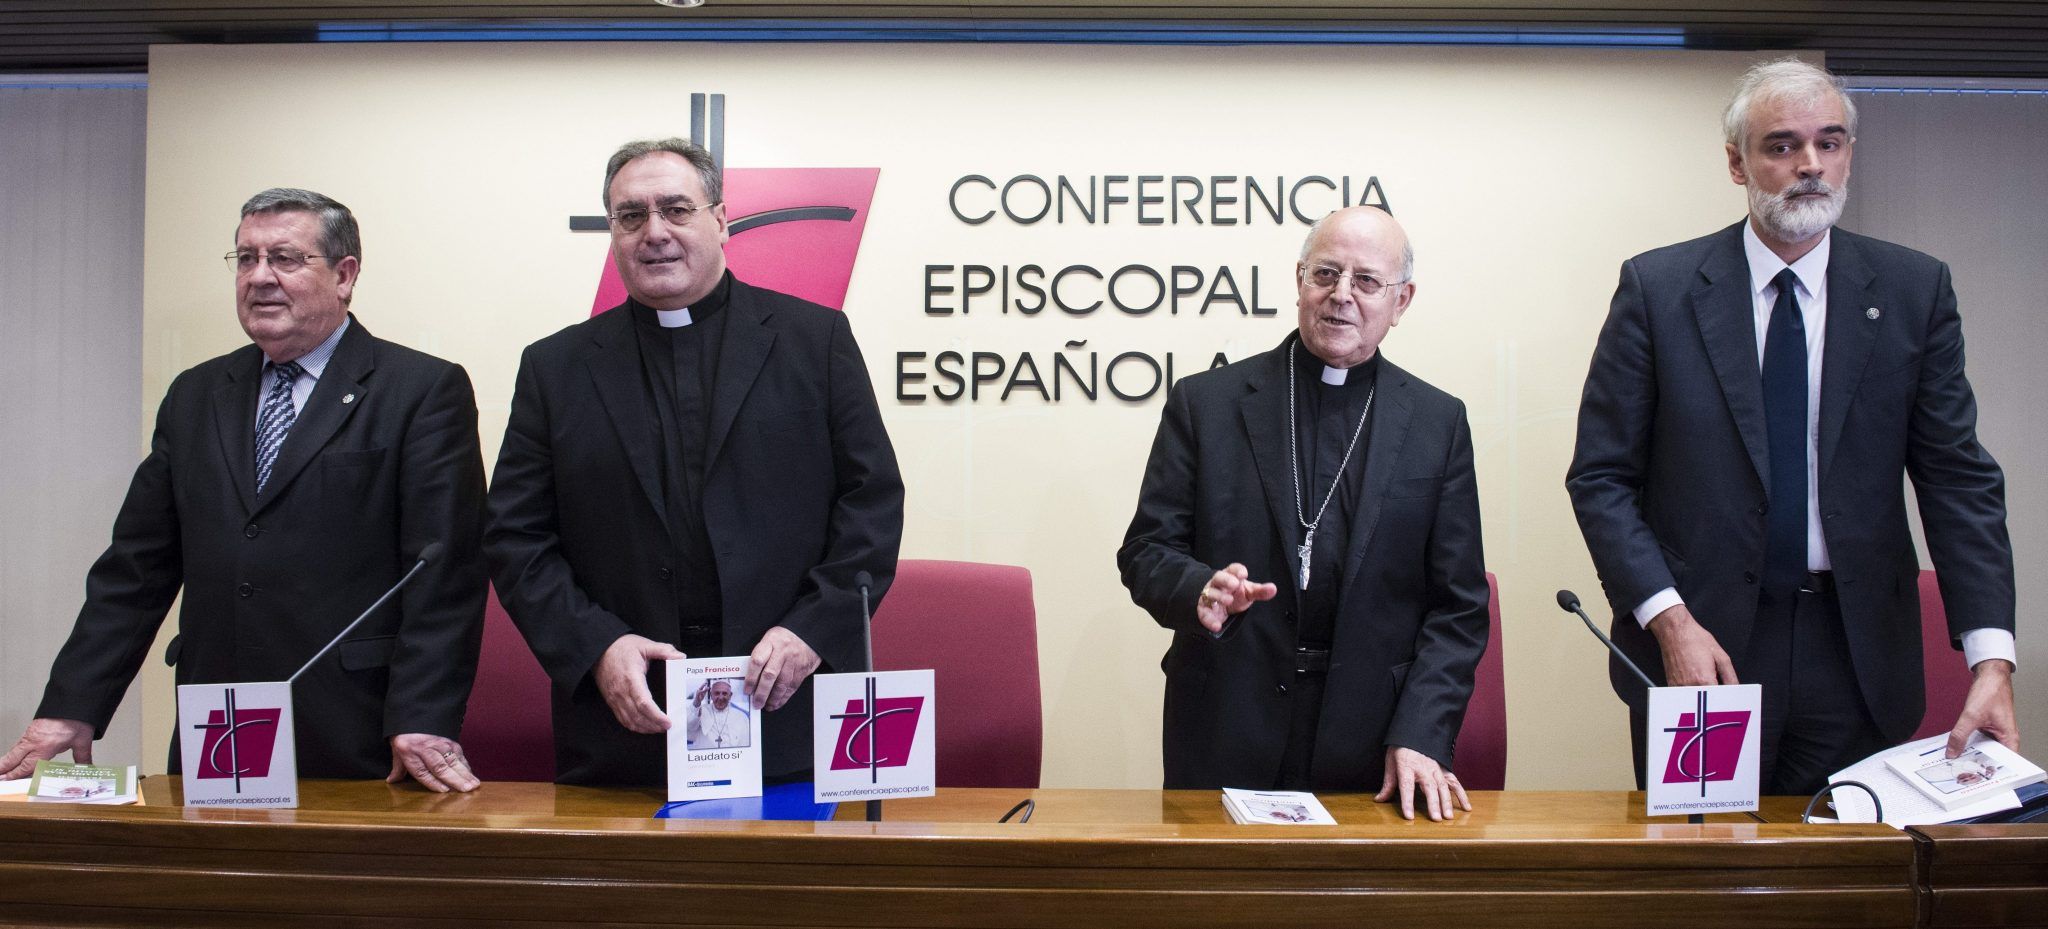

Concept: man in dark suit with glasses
[[3, 187, 488, 791]]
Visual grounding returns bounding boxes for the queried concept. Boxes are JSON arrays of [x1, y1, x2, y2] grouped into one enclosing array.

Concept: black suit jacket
[[35, 317, 489, 778], [485, 276, 905, 786], [1567, 221, 2014, 739], [1118, 335, 1490, 790]]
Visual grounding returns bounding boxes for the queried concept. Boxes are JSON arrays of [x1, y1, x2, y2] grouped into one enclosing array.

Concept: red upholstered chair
[[1452, 572, 1509, 790], [870, 560, 1042, 788], [460, 587, 556, 782], [1913, 570, 1975, 741]]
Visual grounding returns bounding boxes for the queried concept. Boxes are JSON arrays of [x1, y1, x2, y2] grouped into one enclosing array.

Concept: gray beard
[[1749, 178, 1847, 243]]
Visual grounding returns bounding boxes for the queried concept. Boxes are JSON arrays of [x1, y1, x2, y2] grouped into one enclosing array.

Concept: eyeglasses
[[607, 201, 720, 233], [225, 249, 332, 275], [1302, 265, 1408, 298]]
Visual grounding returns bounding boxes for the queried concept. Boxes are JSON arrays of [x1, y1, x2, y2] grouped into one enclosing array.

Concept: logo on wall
[[569, 92, 879, 315], [190, 687, 283, 789], [828, 677, 927, 780], [1659, 691, 1753, 796]]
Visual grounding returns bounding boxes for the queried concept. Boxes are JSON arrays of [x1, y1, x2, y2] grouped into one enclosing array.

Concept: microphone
[[855, 570, 876, 673], [1555, 589, 1657, 690], [288, 544, 444, 684]]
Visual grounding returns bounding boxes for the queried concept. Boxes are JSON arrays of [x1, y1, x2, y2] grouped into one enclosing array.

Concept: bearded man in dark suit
[[1568, 58, 2019, 795]]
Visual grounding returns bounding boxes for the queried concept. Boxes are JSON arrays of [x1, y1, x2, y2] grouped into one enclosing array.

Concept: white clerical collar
[[656, 307, 694, 328], [1320, 365, 1349, 386]]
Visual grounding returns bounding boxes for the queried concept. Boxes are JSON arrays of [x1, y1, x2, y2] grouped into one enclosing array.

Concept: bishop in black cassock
[[1119, 206, 1490, 820]]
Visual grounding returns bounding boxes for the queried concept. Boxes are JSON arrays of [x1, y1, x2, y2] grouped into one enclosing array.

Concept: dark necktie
[[1760, 268, 1808, 598], [254, 361, 305, 495]]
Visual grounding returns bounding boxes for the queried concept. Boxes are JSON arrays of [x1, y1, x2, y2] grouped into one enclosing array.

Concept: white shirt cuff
[[1632, 588, 1685, 629], [1961, 628, 2018, 671]]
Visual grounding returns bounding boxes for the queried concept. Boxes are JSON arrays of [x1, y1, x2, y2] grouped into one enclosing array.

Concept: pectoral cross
[[1297, 526, 1316, 590]]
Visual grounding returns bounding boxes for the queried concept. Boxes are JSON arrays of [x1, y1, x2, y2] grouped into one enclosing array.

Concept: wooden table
[[1908, 823, 2048, 928], [1743, 795, 2048, 927], [0, 779, 1947, 928]]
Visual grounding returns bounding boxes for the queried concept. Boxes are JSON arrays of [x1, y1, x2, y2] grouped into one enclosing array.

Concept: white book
[[665, 657, 764, 803], [1883, 736, 2044, 811], [1827, 734, 2031, 827], [1220, 788, 1337, 825]]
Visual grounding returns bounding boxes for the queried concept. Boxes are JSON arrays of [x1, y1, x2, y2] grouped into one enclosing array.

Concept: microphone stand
[[1555, 590, 1703, 822], [857, 571, 881, 823], [289, 544, 443, 684]]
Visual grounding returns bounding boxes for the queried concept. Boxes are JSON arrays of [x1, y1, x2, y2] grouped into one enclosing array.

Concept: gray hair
[[239, 187, 361, 265], [1298, 209, 1416, 283], [603, 138, 722, 211], [1723, 57, 1858, 150]]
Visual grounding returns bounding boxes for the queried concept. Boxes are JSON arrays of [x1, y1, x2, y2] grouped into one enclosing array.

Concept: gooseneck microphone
[[288, 543, 445, 684], [1555, 589, 1657, 690], [855, 570, 876, 674]]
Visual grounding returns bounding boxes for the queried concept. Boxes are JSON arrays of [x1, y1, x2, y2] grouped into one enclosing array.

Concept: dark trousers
[[1632, 578, 1889, 797]]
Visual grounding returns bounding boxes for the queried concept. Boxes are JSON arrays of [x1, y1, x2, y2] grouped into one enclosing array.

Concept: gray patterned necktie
[[254, 361, 304, 495]]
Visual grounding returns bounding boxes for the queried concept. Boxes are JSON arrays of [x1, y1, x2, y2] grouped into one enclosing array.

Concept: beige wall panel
[[0, 82, 148, 772], [143, 42, 1762, 789], [1839, 87, 2048, 762]]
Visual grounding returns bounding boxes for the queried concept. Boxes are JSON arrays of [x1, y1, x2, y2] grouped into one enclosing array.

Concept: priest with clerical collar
[[1119, 205, 1490, 821], [486, 139, 904, 787], [626, 271, 732, 667]]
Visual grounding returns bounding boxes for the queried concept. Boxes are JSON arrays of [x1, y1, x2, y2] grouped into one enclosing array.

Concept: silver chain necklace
[[1287, 340, 1373, 590]]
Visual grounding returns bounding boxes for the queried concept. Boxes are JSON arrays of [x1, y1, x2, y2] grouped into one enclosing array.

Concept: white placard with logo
[[176, 680, 299, 809], [812, 669, 937, 803], [1644, 683, 1762, 817], [666, 657, 763, 802]]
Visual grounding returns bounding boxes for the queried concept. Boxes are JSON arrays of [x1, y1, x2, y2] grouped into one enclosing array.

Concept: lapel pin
[[1866, 307, 1881, 320], [342, 393, 356, 404]]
